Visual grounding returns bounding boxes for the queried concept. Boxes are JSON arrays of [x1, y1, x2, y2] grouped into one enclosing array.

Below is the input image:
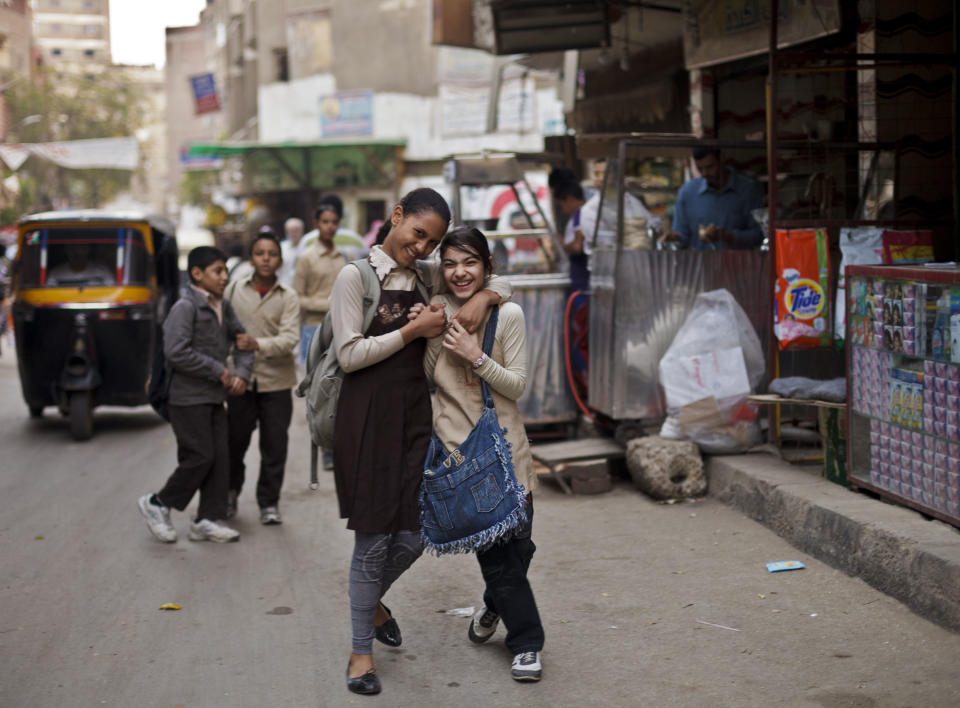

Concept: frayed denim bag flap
[[420, 307, 527, 555]]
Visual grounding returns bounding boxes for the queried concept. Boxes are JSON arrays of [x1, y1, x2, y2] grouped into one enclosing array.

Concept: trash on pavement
[[658, 289, 765, 454], [441, 606, 474, 616], [158, 603, 181, 611], [696, 619, 741, 632], [766, 560, 806, 572]]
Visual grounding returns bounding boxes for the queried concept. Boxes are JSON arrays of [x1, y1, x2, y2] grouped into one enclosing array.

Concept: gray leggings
[[349, 530, 423, 654]]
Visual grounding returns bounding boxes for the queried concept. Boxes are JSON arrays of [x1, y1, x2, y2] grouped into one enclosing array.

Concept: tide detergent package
[[774, 228, 831, 350]]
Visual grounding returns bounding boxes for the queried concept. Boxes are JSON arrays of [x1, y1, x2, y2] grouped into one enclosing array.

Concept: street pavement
[[1, 350, 959, 708]]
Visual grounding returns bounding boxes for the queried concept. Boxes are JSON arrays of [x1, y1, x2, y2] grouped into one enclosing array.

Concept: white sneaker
[[188, 518, 240, 543], [468, 605, 501, 644], [511, 651, 542, 682], [137, 494, 176, 543], [260, 506, 282, 525]]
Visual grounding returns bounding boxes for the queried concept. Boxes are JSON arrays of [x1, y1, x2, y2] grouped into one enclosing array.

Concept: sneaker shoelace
[[516, 651, 537, 666], [479, 611, 499, 628]]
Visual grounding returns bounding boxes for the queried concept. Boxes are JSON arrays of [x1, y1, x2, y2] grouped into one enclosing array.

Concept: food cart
[[582, 136, 772, 437], [445, 153, 578, 428]]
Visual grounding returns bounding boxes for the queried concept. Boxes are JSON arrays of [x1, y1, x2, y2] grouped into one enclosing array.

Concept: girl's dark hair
[[439, 227, 492, 276], [379, 188, 452, 245], [314, 202, 340, 221], [375, 220, 391, 245], [397, 187, 451, 226], [316, 193, 344, 219]]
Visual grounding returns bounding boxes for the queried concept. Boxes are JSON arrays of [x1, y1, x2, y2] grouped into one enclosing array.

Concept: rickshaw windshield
[[18, 226, 150, 288]]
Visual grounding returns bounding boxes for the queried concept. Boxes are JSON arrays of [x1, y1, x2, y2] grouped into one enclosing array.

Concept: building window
[[52, 48, 62, 56], [286, 9, 332, 79], [273, 48, 289, 82], [84, 49, 95, 58]]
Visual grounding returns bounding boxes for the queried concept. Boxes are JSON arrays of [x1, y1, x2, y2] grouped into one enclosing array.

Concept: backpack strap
[[353, 258, 381, 335]]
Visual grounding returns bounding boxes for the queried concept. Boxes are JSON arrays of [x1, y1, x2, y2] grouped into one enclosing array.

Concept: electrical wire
[[563, 289, 598, 424]]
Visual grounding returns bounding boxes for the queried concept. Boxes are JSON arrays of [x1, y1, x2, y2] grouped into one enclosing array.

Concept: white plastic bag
[[658, 289, 765, 454]]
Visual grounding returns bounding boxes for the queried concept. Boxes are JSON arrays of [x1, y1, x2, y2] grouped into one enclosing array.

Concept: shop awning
[[186, 139, 406, 193]]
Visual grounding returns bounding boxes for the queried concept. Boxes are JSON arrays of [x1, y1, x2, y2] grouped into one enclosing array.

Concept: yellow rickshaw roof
[[18, 210, 175, 234]]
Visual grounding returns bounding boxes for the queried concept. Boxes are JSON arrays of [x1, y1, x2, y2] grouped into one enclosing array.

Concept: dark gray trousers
[[227, 388, 293, 508], [157, 403, 229, 521]]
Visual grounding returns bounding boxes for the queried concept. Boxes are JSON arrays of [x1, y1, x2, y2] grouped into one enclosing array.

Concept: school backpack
[[147, 297, 195, 421], [296, 259, 382, 450]]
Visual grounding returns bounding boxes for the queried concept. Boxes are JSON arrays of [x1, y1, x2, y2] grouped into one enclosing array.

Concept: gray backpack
[[296, 258, 430, 486], [296, 259, 380, 452]]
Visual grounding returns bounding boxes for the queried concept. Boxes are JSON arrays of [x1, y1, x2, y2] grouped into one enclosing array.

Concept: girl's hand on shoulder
[[451, 291, 494, 333], [442, 320, 482, 364]]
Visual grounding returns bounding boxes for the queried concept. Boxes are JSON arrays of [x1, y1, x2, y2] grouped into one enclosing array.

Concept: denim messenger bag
[[420, 306, 528, 555]]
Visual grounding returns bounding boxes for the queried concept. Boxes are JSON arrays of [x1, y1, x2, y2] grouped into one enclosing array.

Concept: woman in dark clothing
[[328, 188, 511, 696]]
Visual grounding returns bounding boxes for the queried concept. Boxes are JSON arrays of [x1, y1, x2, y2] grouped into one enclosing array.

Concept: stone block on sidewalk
[[562, 458, 613, 495], [626, 435, 706, 500]]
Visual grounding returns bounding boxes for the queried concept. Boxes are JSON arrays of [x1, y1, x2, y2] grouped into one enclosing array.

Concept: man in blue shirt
[[660, 147, 764, 250]]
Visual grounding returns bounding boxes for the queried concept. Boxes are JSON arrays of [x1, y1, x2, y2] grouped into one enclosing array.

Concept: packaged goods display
[[848, 266, 960, 527], [774, 228, 831, 350]]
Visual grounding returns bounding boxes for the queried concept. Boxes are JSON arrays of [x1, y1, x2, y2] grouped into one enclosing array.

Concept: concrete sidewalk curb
[[706, 453, 960, 633]]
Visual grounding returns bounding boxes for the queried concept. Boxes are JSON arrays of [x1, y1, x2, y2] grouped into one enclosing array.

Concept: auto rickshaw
[[11, 210, 179, 440]]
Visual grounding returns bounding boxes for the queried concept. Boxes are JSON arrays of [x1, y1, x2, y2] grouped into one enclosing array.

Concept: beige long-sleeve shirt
[[329, 246, 513, 374], [226, 276, 301, 391], [293, 242, 347, 326], [425, 295, 536, 492]]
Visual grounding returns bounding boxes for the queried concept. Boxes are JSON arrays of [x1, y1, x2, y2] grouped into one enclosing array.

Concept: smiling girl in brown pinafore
[[327, 188, 512, 696]]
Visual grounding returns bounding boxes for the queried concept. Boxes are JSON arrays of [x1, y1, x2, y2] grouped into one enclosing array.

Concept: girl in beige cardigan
[[422, 226, 545, 683]]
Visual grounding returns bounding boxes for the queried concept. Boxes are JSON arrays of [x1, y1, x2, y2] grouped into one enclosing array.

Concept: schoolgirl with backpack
[[322, 188, 512, 696]]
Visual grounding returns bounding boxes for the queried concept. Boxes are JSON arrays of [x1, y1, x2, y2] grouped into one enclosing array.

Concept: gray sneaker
[[225, 490, 238, 519], [137, 494, 176, 543], [468, 605, 500, 644], [511, 651, 542, 682], [260, 506, 282, 525], [188, 518, 240, 543]]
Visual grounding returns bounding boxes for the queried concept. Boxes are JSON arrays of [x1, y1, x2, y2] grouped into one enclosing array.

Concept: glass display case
[[846, 264, 960, 528]]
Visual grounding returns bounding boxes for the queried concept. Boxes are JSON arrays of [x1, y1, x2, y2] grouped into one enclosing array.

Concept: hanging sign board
[[683, 0, 841, 70]]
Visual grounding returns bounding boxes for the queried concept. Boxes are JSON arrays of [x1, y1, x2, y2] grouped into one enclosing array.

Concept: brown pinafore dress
[[333, 284, 430, 533]]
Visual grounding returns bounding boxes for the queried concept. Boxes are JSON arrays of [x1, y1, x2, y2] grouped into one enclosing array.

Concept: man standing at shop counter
[[660, 147, 764, 250]]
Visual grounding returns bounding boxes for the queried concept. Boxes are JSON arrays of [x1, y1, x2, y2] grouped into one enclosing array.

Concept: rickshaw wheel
[[69, 392, 94, 441], [28, 405, 43, 419]]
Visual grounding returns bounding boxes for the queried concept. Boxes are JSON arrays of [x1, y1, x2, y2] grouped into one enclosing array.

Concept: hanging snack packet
[[774, 228, 831, 350]]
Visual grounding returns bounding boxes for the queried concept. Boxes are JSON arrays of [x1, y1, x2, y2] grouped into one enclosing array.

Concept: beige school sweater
[[294, 242, 347, 326], [226, 276, 300, 392], [424, 296, 537, 493]]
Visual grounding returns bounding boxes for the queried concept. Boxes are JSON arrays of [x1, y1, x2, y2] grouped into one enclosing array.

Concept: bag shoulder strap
[[479, 306, 500, 409], [353, 258, 381, 335]]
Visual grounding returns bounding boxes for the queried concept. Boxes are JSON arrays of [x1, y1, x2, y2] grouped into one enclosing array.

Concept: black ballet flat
[[346, 666, 381, 695], [374, 602, 402, 647]]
